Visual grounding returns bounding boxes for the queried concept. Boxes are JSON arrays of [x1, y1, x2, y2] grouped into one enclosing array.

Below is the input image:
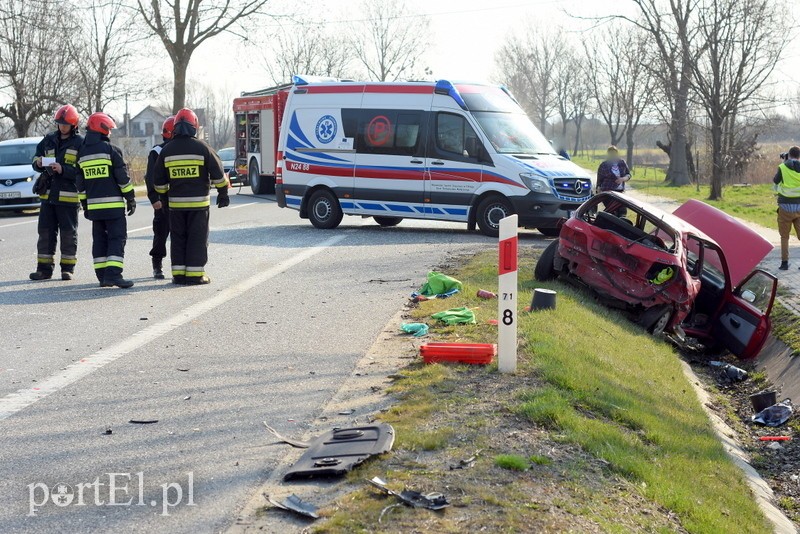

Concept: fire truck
[[232, 84, 290, 194]]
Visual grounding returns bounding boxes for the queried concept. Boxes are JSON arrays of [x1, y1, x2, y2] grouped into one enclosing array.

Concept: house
[[115, 105, 206, 156]]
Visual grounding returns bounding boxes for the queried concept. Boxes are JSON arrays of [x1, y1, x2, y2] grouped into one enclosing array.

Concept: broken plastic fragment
[[266, 494, 319, 519], [263, 422, 309, 449], [752, 400, 793, 427], [367, 476, 450, 510]]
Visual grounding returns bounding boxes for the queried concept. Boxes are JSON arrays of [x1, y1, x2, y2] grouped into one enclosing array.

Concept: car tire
[[534, 239, 560, 281], [249, 160, 263, 194], [476, 195, 514, 237], [537, 227, 560, 237], [637, 305, 672, 335], [374, 216, 403, 227], [308, 189, 343, 230]]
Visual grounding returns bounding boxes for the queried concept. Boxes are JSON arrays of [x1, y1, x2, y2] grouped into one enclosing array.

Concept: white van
[[275, 76, 593, 237]]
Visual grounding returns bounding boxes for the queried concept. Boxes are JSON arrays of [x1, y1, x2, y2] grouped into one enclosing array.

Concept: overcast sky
[[117, 0, 800, 118]]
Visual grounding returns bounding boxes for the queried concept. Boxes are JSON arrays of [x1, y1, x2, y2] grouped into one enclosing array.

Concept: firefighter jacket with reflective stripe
[[32, 131, 84, 205], [777, 161, 800, 202], [76, 132, 134, 221], [153, 135, 227, 210], [145, 142, 167, 204]]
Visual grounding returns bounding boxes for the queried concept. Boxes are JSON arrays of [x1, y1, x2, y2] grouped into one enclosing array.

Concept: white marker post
[[498, 215, 518, 373]]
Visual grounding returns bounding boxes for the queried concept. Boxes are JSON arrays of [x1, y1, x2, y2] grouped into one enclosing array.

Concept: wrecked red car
[[535, 192, 777, 359]]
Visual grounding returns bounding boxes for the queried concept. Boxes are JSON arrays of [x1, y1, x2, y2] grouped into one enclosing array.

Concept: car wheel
[[637, 305, 672, 335], [374, 216, 403, 227], [476, 195, 513, 237], [308, 189, 343, 230], [537, 227, 560, 237], [534, 239, 560, 281]]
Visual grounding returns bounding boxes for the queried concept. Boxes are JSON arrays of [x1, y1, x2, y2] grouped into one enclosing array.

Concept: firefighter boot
[[61, 271, 74, 280], [186, 275, 211, 286], [29, 271, 53, 280], [102, 275, 134, 289], [152, 257, 165, 280]]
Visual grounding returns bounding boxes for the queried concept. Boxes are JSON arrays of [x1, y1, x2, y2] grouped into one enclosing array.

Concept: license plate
[[0, 191, 20, 199]]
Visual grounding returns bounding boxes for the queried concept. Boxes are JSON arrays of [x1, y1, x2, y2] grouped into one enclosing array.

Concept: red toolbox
[[420, 343, 497, 365]]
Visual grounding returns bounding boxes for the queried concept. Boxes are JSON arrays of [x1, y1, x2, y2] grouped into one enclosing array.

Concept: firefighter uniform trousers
[[151, 204, 170, 261], [169, 208, 209, 278], [92, 217, 127, 283], [36, 203, 79, 275]]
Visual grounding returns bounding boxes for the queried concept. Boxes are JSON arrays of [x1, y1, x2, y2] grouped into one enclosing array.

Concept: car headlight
[[519, 173, 550, 193], [27, 175, 35, 182]]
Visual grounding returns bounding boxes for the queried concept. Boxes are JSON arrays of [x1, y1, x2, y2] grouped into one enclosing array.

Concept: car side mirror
[[741, 289, 756, 303]]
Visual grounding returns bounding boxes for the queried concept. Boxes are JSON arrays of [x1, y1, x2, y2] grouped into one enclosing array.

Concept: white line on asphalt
[[0, 233, 349, 420], [229, 202, 257, 210], [128, 226, 151, 234], [0, 219, 37, 229]]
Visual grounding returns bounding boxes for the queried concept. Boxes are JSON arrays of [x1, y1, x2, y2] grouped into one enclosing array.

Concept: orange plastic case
[[420, 343, 497, 365]]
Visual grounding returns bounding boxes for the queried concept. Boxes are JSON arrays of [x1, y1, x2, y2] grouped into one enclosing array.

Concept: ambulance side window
[[356, 110, 423, 156], [434, 113, 480, 162]]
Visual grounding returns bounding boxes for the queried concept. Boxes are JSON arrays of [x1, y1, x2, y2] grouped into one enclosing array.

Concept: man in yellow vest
[[774, 146, 800, 270]]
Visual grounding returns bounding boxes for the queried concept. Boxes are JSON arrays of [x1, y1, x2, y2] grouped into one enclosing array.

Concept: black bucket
[[749, 391, 778, 413], [531, 288, 557, 311]]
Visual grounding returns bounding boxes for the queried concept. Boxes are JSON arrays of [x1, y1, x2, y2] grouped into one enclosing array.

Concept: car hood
[[505, 155, 593, 181], [673, 199, 773, 287], [0, 164, 35, 179]]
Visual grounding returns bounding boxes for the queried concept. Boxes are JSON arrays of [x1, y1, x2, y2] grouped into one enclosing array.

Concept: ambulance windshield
[[473, 112, 555, 156]]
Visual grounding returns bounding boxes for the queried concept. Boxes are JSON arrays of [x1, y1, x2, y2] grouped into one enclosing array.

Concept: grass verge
[[314, 250, 770, 533]]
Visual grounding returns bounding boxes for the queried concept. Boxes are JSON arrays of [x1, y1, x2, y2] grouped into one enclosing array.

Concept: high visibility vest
[[778, 163, 800, 198]]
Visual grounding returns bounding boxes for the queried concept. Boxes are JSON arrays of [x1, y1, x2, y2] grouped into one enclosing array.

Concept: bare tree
[[569, 67, 592, 157], [619, 31, 655, 168], [584, 33, 628, 148], [0, 0, 77, 136], [621, 0, 700, 186], [266, 24, 352, 85], [352, 0, 431, 81], [189, 84, 236, 149], [71, 0, 144, 116], [496, 26, 567, 133], [135, 0, 271, 113], [690, 0, 784, 200]]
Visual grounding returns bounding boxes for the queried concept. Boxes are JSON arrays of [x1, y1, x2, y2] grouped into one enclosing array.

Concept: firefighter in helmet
[[153, 108, 229, 285], [76, 112, 136, 288], [29, 105, 84, 280], [144, 116, 175, 279]]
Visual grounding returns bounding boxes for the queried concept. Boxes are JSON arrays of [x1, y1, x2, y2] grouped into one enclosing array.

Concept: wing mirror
[[741, 289, 756, 303]]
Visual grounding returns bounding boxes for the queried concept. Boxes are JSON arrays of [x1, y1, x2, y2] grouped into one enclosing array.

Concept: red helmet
[[174, 108, 199, 129], [86, 112, 117, 135], [54, 105, 79, 128], [162, 115, 176, 139]]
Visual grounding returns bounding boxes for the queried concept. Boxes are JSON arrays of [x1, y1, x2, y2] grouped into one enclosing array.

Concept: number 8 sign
[[498, 215, 518, 373]]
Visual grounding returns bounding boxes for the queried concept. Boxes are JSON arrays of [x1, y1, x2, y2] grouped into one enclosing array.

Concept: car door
[[712, 269, 778, 359], [424, 111, 483, 220]]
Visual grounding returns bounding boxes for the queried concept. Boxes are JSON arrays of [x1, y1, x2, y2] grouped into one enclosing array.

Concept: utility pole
[[124, 93, 129, 137]]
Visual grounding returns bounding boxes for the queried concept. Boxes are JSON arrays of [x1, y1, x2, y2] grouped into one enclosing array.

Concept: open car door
[[713, 269, 777, 359]]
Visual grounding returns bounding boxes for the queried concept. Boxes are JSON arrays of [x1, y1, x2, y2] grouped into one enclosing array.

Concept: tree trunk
[[573, 116, 583, 156], [625, 128, 635, 170], [709, 119, 724, 200], [172, 57, 189, 114], [666, 71, 692, 186]]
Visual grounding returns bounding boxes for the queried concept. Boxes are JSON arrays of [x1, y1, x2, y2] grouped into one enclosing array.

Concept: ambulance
[[273, 76, 594, 237]]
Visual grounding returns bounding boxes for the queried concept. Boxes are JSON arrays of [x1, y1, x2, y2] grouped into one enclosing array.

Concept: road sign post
[[498, 215, 518, 373]]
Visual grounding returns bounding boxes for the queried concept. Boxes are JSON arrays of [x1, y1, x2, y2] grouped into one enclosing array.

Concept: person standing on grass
[[597, 146, 631, 217], [773, 146, 800, 271]]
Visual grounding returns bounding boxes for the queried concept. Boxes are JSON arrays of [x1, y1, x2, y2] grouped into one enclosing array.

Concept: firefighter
[[29, 105, 84, 281], [144, 116, 175, 279], [153, 108, 229, 285], [76, 112, 136, 288], [774, 146, 800, 270]]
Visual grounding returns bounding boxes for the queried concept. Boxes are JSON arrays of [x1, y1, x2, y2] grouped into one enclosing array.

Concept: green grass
[[771, 302, 800, 357], [572, 154, 778, 228], [316, 251, 771, 533], [494, 454, 530, 471]]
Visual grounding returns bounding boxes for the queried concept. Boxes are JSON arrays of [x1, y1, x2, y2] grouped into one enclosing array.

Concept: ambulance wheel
[[534, 240, 559, 281], [308, 189, 343, 229], [374, 216, 402, 227], [476, 195, 513, 237]]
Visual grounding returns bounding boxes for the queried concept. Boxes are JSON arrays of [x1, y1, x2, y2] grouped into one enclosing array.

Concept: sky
[[117, 0, 800, 119]]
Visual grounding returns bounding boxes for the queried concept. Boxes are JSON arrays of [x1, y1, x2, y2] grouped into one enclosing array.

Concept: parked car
[[535, 192, 777, 359], [0, 137, 41, 212], [217, 147, 241, 184]]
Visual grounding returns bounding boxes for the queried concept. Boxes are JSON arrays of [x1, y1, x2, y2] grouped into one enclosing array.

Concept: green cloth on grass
[[401, 323, 429, 337], [419, 271, 463, 296], [431, 307, 476, 325]]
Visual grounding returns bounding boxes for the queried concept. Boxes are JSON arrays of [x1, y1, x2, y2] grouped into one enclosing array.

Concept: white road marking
[[128, 226, 151, 234], [0, 233, 349, 420], [229, 202, 257, 210], [0, 219, 37, 229]]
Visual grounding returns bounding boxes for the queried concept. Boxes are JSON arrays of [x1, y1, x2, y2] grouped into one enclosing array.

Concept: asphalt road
[[0, 192, 545, 533]]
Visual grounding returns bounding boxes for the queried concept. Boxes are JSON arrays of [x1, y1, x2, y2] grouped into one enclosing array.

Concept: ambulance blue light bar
[[434, 80, 468, 110], [292, 75, 341, 86]]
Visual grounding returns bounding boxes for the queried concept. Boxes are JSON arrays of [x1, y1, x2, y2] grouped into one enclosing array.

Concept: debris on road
[[450, 449, 482, 470], [420, 343, 495, 365], [400, 322, 429, 337], [710, 361, 748, 382], [177, 367, 190, 372], [129, 418, 158, 424], [431, 307, 476, 325], [338, 409, 355, 415], [283, 424, 395, 480], [265, 494, 320, 519], [759, 436, 791, 442], [749, 390, 777, 412], [411, 271, 462, 301], [102, 428, 112, 435], [367, 476, 450, 510], [752, 400, 794, 427], [476, 289, 496, 299], [262, 422, 309, 449]]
